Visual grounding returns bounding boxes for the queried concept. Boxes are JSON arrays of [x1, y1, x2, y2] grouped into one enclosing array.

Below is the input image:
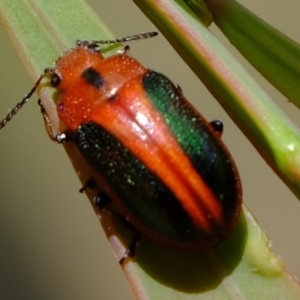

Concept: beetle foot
[[119, 231, 142, 265]]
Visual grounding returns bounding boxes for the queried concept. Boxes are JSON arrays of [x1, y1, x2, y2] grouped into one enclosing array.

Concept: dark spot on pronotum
[[82, 67, 104, 88]]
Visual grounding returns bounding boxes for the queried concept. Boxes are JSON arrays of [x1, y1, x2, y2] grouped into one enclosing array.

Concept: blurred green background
[[0, 1, 300, 299]]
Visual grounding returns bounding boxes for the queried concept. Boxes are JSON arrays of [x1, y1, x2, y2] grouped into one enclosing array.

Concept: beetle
[[0, 32, 241, 261]]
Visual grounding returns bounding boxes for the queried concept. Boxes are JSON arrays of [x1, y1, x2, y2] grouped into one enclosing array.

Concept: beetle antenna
[[0, 74, 46, 130], [93, 32, 158, 45]]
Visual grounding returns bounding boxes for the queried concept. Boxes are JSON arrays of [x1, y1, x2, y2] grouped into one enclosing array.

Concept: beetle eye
[[51, 73, 61, 87]]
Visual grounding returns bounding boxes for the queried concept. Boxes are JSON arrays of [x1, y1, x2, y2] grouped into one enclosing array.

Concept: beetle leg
[[93, 190, 112, 208], [79, 177, 97, 193], [210, 120, 223, 136], [38, 99, 56, 141], [109, 217, 142, 264], [119, 231, 142, 265], [38, 99, 72, 143], [80, 178, 142, 264], [83, 182, 141, 263], [79, 178, 112, 208]]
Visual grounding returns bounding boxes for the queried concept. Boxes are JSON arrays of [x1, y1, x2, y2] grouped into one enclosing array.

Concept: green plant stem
[[201, 0, 300, 109]]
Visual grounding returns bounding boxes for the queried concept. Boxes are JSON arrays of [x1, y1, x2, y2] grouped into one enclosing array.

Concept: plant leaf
[[186, 0, 300, 109]]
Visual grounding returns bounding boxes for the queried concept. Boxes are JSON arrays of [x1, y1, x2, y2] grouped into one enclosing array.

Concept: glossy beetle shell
[[52, 44, 242, 251]]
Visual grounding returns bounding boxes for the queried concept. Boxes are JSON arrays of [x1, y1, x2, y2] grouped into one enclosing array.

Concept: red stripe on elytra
[[91, 79, 223, 233]]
